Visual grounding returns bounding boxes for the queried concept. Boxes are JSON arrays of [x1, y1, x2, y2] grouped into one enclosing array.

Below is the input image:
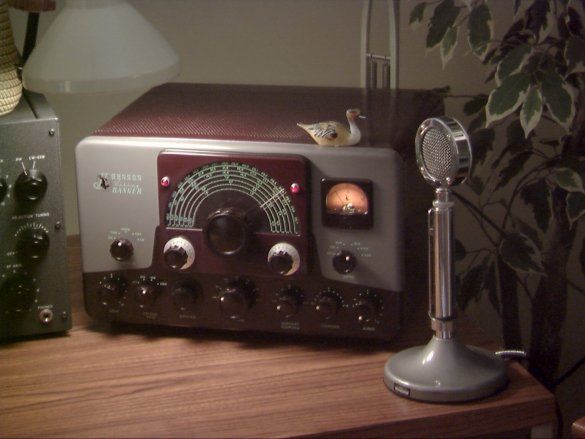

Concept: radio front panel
[[77, 137, 404, 340]]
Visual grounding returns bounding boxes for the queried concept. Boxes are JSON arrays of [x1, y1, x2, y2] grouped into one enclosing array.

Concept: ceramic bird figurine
[[297, 109, 365, 147]]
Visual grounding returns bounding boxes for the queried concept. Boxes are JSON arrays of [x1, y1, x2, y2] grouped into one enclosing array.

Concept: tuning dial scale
[[15, 223, 50, 263]]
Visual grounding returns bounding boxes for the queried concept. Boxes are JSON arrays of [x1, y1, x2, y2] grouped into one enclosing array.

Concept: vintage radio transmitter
[[0, 92, 71, 340], [76, 84, 442, 340]]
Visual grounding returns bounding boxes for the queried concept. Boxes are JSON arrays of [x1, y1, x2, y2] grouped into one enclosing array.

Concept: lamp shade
[[23, 0, 180, 93]]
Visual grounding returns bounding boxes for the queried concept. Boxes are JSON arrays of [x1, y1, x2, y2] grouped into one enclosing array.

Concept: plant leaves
[[520, 86, 543, 138], [495, 43, 533, 86], [514, 217, 542, 251], [581, 238, 585, 280], [454, 238, 466, 262], [496, 150, 532, 190], [507, 119, 532, 153], [566, 192, 585, 228], [441, 26, 459, 68], [486, 72, 531, 127], [565, 35, 585, 75], [520, 179, 552, 232], [499, 232, 545, 275], [458, 262, 486, 309], [470, 128, 495, 164], [549, 167, 585, 192], [468, 175, 485, 195], [467, 2, 493, 60], [426, 0, 460, 50], [540, 70, 576, 131], [526, 0, 553, 43], [409, 2, 427, 29], [468, 112, 486, 133], [463, 94, 488, 116], [484, 262, 499, 314]]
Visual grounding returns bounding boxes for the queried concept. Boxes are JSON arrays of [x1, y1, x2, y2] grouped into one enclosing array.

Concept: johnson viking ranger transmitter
[[76, 84, 442, 340]]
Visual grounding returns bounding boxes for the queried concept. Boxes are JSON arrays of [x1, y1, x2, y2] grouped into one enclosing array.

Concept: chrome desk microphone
[[384, 117, 508, 403]]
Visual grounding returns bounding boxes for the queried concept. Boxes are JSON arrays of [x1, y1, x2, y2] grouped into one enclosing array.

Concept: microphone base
[[384, 336, 508, 403]]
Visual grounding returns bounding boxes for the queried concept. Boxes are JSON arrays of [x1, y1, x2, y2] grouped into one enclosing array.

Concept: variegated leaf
[[426, 0, 460, 50], [467, 2, 492, 61], [409, 2, 427, 30], [520, 86, 543, 138], [495, 43, 533, 86], [538, 5, 555, 43], [566, 192, 585, 228], [565, 36, 585, 75], [486, 72, 531, 127], [550, 167, 585, 193], [441, 26, 458, 68], [499, 232, 545, 275], [540, 71, 576, 132]]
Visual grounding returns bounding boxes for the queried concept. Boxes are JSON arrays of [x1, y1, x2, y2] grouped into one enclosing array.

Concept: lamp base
[[384, 336, 508, 403]]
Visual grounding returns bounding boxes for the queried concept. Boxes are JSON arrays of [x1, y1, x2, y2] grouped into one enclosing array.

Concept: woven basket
[[0, 0, 22, 116]]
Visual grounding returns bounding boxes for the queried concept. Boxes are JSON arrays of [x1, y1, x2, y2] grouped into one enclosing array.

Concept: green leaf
[[426, 0, 460, 50], [540, 71, 576, 131], [458, 262, 486, 309], [470, 128, 495, 164], [507, 119, 532, 153], [565, 36, 585, 75], [520, 179, 552, 232], [514, 218, 542, 251], [499, 232, 545, 275], [495, 43, 533, 86], [454, 238, 466, 262], [410, 2, 427, 28], [520, 86, 543, 138], [463, 94, 488, 116], [468, 176, 484, 195], [486, 72, 531, 127], [495, 150, 532, 191], [467, 2, 493, 60], [566, 192, 585, 228], [441, 26, 459, 68], [549, 167, 585, 192], [484, 262, 499, 314]]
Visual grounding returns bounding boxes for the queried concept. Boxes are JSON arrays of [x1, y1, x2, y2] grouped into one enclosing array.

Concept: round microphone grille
[[421, 127, 456, 181]]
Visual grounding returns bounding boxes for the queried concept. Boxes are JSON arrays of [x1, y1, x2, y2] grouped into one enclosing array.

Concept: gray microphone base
[[384, 336, 508, 403]]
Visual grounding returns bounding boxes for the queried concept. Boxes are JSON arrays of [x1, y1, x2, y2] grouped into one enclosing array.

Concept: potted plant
[[409, 0, 584, 395]]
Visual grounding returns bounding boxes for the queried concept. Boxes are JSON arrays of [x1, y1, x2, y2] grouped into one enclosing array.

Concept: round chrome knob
[[267, 242, 300, 276], [163, 236, 195, 270]]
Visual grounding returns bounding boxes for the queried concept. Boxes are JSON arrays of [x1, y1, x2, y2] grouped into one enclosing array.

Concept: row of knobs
[[0, 168, 48, 204], [0, 169, 50, 311], [98, 276, 381, 323]]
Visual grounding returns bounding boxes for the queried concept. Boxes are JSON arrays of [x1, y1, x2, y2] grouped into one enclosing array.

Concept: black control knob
[[0, 177, 7, 202], [276, 287, 302, 318], [134, 283, 158, 307], [14, 169, 47, 202], [0, 273, 36, 312], [16, 228, 50, 262], [98, 276, 126, 306], [163, 236, 195, 270], [171, 283, 199, 311], [332, 250, 357, 274], [205, 207, 250, 256], [110, 238, 134, 261], [315, 290, 342, 320], [219, 279, 255, 319], [354, 291, 381, 323], [267, 243, 300, 276]]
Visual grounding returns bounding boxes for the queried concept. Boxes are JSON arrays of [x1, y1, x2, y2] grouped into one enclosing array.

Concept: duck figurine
[[297, 109, 365, 147]]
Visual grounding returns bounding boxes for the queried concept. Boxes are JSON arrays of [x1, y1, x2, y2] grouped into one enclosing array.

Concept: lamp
[[22, 0, 180, 94]]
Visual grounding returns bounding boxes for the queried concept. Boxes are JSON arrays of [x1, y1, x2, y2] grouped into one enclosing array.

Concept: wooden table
[[0, 237, 556, 438]]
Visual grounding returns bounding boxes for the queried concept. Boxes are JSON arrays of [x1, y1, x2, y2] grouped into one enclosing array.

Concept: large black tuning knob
[[0, 272, 36, 312], [0, 177, 7, 203], [276, 286, 302, 318], [354, 291, 381, 323], [15, 169, 47, 202], [218, 279, 255, 319], [16, 228, 50, 262], [205, 207, 250, 257], [171, 283, 199, 311], [332, 250, 357, 274]]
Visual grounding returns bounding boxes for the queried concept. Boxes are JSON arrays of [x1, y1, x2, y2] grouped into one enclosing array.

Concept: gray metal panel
[[0, 93, 71, 338], [76, 136, 404, 292]]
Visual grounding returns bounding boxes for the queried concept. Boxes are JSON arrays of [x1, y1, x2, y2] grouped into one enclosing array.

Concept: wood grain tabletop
[[0, 236, 556, 438]]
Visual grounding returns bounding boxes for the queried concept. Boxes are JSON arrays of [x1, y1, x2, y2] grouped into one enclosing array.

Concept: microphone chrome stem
[[429, 187, 456, 339]]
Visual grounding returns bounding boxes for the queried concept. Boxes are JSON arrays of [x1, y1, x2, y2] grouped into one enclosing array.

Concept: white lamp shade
[[23, 0, 180, 94]]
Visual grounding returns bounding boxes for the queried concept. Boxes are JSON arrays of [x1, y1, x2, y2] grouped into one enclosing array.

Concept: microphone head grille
[[420, 127, 457, 181], [415, 117, 472, 188]]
